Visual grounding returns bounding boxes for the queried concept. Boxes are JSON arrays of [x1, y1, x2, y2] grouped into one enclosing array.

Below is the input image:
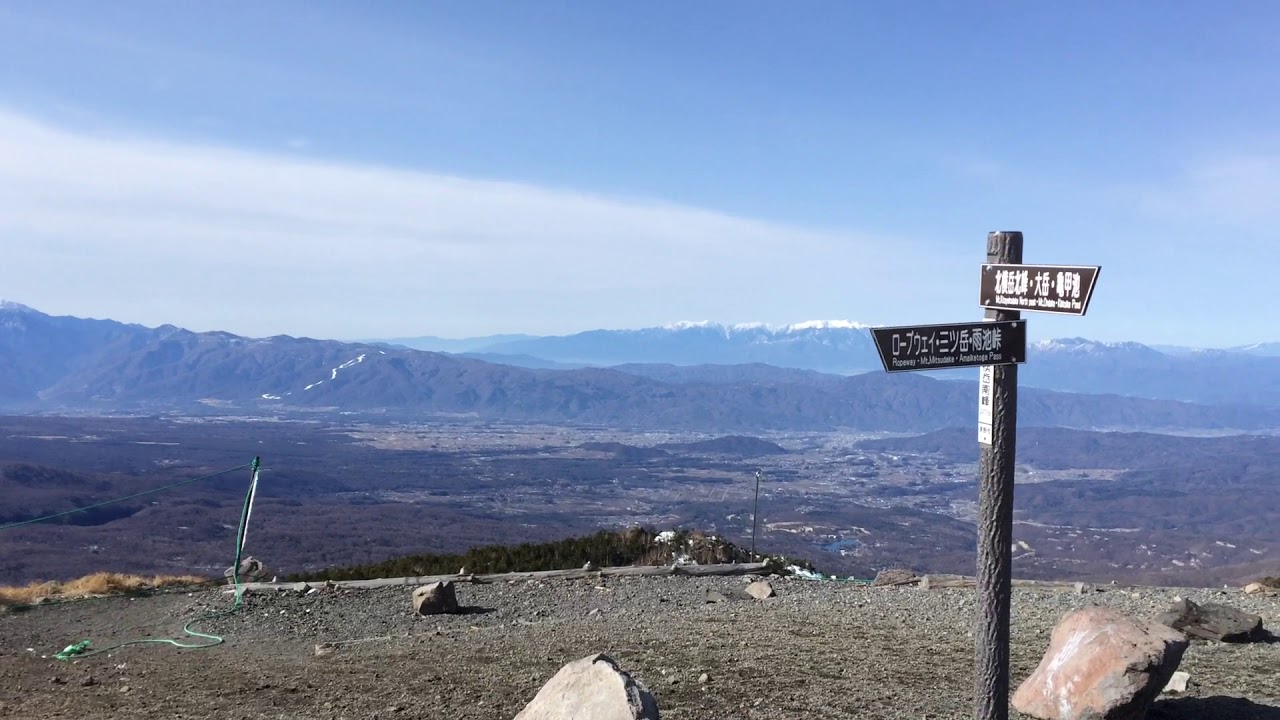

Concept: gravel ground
[[1, 576, 1277, 719]]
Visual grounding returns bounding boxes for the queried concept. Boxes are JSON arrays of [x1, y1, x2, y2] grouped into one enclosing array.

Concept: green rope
[[0, 463, 255, 532], [53, 457, 263, 660]]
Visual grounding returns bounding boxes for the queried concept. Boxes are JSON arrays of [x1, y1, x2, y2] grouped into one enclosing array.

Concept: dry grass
[[0, 572, 210, 607]]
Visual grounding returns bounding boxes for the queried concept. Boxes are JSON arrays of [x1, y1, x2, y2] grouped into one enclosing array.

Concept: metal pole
[[751, 470, 762, 559], [975, 231, 1022, 720]]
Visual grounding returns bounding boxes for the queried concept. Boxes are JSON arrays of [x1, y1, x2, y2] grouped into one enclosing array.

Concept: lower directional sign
[[871, 320, 1026, 373]]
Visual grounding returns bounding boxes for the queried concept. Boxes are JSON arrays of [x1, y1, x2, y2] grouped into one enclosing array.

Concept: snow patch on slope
[[1033, 338, 1155, 354], [786, 320, 870, 332], [656, 320, 872, 335], [308, 353, 370, 389], [0, 300, 37, 313]]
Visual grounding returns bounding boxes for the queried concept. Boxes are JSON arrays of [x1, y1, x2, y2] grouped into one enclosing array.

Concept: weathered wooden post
[[974, 231, 1022, 720], [974, 236, 1100, 719]]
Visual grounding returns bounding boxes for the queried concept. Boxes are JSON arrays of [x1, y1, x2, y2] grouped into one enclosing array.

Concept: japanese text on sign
[[890, 326, 1004, 361], [993, 268, 1081, 301], [980, 264, 1100, 315], [978, 365, 994, 445]]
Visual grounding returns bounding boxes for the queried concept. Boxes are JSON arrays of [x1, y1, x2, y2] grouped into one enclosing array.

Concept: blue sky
[[1, 2, 1277, 346]]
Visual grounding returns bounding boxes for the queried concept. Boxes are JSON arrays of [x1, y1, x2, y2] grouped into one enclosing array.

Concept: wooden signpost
[[871, 231, 1099, 720]]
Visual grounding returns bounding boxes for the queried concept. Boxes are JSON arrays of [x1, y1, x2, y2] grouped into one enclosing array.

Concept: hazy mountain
[[0, 301, 154, 402], [370, 333, 538, 353], [3, 304, 1278, 432], [608, 362, 839, 385], [1022, 339, 1280, 407], [1149, 344, 1200, 355], [453, 322, 1280, 408], [1230, 341, 1280, 357], [479, 320, 883, 373], [457, 352, 584, 370]]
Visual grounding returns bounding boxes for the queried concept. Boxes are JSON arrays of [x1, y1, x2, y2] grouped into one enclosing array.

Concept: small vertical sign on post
[[978, 365, 994, 445]]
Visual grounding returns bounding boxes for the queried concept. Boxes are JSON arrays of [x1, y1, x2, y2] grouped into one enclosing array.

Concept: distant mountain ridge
[[372, 333, 539, 354], [479, 320, 883, 373], [2, 303, 1279, 432], [386, 323, 1280, 408]]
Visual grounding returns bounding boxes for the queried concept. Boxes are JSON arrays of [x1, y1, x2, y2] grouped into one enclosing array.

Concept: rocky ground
[[1, 575, 1277, 719]]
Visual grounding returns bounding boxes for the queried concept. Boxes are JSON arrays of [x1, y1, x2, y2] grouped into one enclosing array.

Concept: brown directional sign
[[871, 320, 1026, 373], [979, 263, 1100, 315]]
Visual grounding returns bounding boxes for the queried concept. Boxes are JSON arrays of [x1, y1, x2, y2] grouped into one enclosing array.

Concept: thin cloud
[[0, 109, 957, 338], [1131, 150, 1280, 229]]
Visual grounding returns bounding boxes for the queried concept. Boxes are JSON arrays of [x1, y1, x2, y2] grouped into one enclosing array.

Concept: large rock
[[1013, 607, 1188, 720], [514, 653, 659, 720], [411, 581, 459, 615], [1154, 598, 1265, 642]]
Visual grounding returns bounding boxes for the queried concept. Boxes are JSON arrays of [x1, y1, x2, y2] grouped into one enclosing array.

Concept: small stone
[[80, 677, 97, 687], [412, 581, 460, 616], [698, 673, 709, 684], [745, 580, 775, 600], [314, 643, 335, 657], [703, 589, 728, 604], [1074, 582, 1087, 594], [872, 568, 915, 586], [919, 575, 932, 590], [50, 676, 66, 685], [1163, 671, 1191, 694], [1155, 598, 1266, 643], [119, 686, 131, 694], [1243, 582, 1267, 595], [224, 555, 269, 582]]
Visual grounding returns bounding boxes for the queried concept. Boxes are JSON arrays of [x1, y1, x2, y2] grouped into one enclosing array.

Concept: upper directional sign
[[871, 320, 1027, 373], [980, 264, 1100, 315]]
